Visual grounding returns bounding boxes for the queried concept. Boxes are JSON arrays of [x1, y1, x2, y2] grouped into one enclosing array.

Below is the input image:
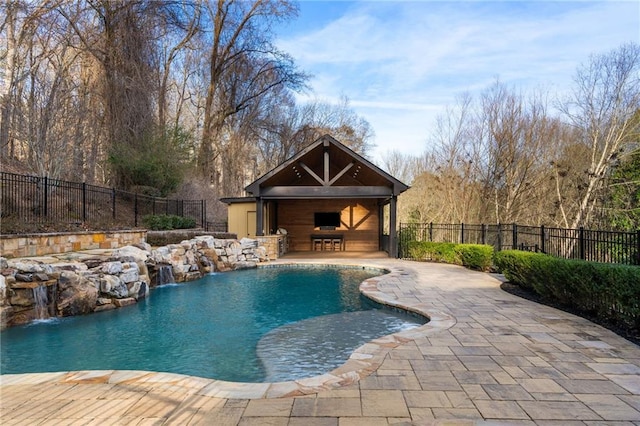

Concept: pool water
[[0, 266, 425, 382]]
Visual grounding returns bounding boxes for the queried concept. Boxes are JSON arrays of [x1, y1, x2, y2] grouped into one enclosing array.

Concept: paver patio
[[1, 256, 639, 425]]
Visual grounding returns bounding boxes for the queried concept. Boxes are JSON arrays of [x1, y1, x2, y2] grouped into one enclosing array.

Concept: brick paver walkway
[[1, 257, 639, 425]]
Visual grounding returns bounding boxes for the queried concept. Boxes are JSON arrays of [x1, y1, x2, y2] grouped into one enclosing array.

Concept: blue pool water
[[0, 266, 425, 382]]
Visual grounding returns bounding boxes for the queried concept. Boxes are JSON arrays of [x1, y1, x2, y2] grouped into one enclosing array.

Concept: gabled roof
[[245, 134, 409, 199]]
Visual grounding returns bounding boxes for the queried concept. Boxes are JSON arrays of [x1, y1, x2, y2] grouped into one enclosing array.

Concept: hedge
[[142, 214, 196, 231], [406, 241, 494, 271], [455, 244, 494, 271], [494, 250, 640, 333]]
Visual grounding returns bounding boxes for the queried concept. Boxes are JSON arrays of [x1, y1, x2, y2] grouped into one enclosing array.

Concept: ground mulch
[[500, 282, 639, 347]]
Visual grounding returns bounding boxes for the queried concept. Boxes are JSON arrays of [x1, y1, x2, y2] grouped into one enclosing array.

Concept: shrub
[[494, 250, 640, 333], [142, 214, 196, 230], [455, 244, 494, 271], [405, 241, 494, 270], [493, 250, 544, 291], [406, 241, 459, 264], [406, 241, 427, 260]]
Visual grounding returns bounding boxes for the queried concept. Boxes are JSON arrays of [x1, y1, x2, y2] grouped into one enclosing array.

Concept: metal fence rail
[[1, 172, 207, 232], [399, 222, 640, 265]]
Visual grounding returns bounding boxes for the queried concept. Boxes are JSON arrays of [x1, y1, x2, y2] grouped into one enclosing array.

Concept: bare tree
[[399, 84, 570, 227], [477, 81, 558, 224], [0, 1, 94, 180], [0, 1, 51, 162], [58, 0, 160, 188], [153, 1, 201, 131], [379, 149, 426, 186], [400, 94, 484, 223], [299, 96, 376, 155], [558, 42, 640, 229], [196, 0, 307, 191], [252, 95, 376, 176]]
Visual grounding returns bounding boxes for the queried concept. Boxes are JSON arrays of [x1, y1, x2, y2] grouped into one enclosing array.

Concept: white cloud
[[278, 1, 640, 161]]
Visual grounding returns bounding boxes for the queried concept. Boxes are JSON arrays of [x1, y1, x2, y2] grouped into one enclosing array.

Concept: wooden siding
[[277, 199, 379, 252], [227, 202, 256, 238]]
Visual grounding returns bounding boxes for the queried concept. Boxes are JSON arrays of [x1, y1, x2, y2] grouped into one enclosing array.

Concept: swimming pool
[[0, 265, 425, 382]]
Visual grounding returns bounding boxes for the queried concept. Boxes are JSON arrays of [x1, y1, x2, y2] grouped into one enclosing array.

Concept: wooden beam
[[324, 149, 329, 183], [298, 161, 325, 186], [328, 162, 354, 186], [259, 186, 393, 198]]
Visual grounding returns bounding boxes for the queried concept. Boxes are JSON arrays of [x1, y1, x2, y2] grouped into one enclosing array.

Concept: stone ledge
[[146, 230, 236, 246], [1, 230, 147, 258]]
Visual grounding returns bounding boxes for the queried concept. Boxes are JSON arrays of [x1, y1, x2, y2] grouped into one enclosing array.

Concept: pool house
[[221, 135, 409, 257]]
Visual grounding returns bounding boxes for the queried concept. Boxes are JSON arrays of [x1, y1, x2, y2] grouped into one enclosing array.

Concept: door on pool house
[[220, 135, 409, 257], [246, 211, 256, 238]]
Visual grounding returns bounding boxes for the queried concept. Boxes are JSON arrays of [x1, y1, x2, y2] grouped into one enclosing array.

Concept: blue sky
[[275, 0, 640, 162]]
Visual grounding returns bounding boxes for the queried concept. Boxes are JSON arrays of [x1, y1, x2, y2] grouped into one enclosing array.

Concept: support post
[[579, 226, 585, 260], [378, 203, 384, 251], [256, 197, 264, 236], [540, 225, 546, 253], [389, 196, 398, 257], [512, 223, 518, 250], [461, 222, 465, 244]]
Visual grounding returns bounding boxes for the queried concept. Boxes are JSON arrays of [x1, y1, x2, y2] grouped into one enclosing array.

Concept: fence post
[[461, 222, 465, 244], [636, 230, 640, 265], [82, 182, 87, 222], [512, 223, 518, 249], [134, 193, 138, 227], [481, 224, 486, 245], [579, 226, 585, 260], [540, 225, 545, 253], [429, 222, 433, 241], [111, 188, 116, 220], [201, 199, 206, 229], [497, 223, 502, 251], [43, 176, 48, 218]]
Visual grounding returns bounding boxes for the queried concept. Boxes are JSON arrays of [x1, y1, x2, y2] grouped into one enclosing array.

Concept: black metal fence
[[1, 172, 209, 232], [399, 222, 640, 266]]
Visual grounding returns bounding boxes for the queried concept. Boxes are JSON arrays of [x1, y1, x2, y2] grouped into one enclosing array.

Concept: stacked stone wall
[[0, 230, 147, 258]]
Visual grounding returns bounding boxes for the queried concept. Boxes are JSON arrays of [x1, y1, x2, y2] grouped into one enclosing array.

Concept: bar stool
[[331, 238, 342, 251], [313, 238, 323, 251], [323, 238, 332, 251]]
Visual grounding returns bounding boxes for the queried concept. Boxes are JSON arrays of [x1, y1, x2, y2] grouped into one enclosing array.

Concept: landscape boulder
[[57, 271, 98, 316]]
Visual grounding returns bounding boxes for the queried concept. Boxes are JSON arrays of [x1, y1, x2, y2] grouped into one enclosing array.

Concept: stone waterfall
[[32, 284, 49, 320], [155, 265, 175, 286]]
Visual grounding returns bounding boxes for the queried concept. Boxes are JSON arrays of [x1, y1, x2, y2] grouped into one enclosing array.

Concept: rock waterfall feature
[[0, 236, 269, 329]]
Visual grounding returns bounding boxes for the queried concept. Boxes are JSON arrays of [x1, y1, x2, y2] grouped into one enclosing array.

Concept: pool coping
[[0, 260, 455, 399]]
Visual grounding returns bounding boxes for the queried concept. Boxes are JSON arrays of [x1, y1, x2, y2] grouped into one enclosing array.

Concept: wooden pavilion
[[221, 135, 409, 257]]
